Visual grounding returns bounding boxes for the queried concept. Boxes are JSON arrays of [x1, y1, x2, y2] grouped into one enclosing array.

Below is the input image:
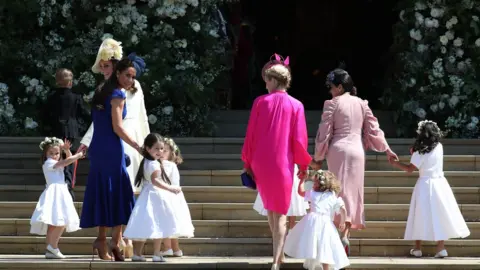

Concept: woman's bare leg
[[269, 210, 287, 265], [288, 216, 296, 230]]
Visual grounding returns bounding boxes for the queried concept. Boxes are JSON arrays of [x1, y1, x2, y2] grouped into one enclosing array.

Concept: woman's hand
[[309, 159, 322, 170], [297, 169, 307, 180], [76, 144, 88, 154], [243, 167, 254, 177], [386, 149, 399, 162]]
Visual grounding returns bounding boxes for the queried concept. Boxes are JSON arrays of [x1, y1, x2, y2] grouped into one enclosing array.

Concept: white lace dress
[[404, 143, 470, 241], [253, 165, 309, 216], [284, 190, 349, 270], [30, 158, 80, 235], [124, 160, 194, 240]]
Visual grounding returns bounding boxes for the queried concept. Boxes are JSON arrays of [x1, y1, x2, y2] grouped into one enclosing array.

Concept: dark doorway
[[228, 0, 397, 110]]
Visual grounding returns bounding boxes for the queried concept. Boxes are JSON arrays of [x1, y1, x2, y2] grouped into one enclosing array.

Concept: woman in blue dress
[[80, 58, 141, 261]]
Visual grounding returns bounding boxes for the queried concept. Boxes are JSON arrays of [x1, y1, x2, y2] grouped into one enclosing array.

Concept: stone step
[[1, 202, 478, 222], [1, 255, 480, 270], [1, 169, 479, 187], [2, 185, 480, 204], [1, 153, 477, 171], [2, 137, 480, 155], [2, 218, 479, 239], [0, 236, 478, 257]]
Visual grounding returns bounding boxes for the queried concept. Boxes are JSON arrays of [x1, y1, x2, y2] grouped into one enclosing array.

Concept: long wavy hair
[[411, 120, 443, 155], [135, 133, 172, 187]]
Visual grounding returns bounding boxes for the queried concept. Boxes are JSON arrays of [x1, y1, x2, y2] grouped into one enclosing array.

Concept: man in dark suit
[[43, 68, 88, 200]]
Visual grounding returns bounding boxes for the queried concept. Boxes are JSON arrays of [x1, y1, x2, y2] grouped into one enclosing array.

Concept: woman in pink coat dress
[[242, 54, 312, 270], [310, 69, 398, 255]]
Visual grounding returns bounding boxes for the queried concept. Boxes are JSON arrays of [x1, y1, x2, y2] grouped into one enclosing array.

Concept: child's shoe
[[45, 245, 66, 259], [131, 255, 146, 262], [173, 250, 183, 257], [435, 249, 448, 258], [409, 249, 422, 258], [152, 253, 166, 262], [159, 249, 173, 256]]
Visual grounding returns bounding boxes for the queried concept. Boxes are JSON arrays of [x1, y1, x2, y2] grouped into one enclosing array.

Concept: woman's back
[[331, 94, 365, 138]]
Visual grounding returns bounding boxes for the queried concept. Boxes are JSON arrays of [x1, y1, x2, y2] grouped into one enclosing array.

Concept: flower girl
[[124, 133, 194, 262], [253, 164, 309, 229], [284, 170, 350, 270], [159, 137, 186, 257], [388, 120, 470, 258], [30, 137, 84, 259]]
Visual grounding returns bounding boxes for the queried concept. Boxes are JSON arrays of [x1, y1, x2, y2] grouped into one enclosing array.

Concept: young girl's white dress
[[124, 159, 194, 240], [253, 165, 309, 216], [284, 190, 349, 270], [405, 143, 470, 241], [30, 158, 80, 235]]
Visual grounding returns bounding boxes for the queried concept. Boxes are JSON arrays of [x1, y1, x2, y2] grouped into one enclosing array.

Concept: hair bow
[[273, 53, 289, 66], [128, 52, 147, 78]]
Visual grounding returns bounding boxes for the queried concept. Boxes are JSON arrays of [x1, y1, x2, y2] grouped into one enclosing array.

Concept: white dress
[[124, 160, 195, 240], [30, 158, 80, 235], [284, 191, 350, 270], [81, 80, 150, 192], [404, 143, 470, 241], [253, 165, 309, 216]]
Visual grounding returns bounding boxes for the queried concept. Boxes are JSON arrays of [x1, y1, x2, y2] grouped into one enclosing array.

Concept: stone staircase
[[0, 137, 479, 269]]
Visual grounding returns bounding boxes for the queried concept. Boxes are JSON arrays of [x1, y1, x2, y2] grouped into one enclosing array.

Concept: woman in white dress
[[388, 120, 470, 258], [124, 133, 194, 262], [253, 164, 309, 229], [284, 170, 350, 270], [77, 38, 150, 258]]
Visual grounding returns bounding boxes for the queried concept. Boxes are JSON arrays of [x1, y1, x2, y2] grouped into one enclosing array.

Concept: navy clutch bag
[[241, 172, 256, 190], [125, 154, 131, 168]]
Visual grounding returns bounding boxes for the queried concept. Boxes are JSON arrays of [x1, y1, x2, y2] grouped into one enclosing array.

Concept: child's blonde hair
[[55, 68, 73, 87], [39, 137, 64, 162], [308, 169, 341, 194], [261, 54, 292, 89], [162, 137, 183, 165]]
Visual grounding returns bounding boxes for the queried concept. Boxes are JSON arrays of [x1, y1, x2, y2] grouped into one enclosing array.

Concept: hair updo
[[326, 68, 357, 96], [262, 57, 292, 89], [412, 120, 443, 154]]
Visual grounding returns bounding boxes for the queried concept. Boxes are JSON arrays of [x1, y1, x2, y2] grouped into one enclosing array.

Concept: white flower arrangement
[[39, 137, 64, 151]]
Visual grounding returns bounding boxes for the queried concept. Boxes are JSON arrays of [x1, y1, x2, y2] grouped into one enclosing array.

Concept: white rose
[[439, 35, 448, 45], [441, 46, 447, 54], [438, 101, 445, 109], [449, 95, 459, 108], [29, 78, 39, 87], [456, 49, 464, 58], [457, 61, 466, 71], [127, 0, 136, 4], [453, 38, 463, 47], [162, 106, 173, 115], [105, 16, 113, 25], [415, 12, 424, 24], [475, 38, 480, 47], [445, 31, 454, 40], [467, 122, 476, 131], [190, 22, 201, 32], [148, 114, 157, 124], [430, 104, 438, 112], [473, 15, 479, 22], [131, 34, 139, 44], [415, 2, 427, 10], [430, 8, 443, 18], [471, 116, 479, 124], [24, 117, 38, 129], [399, 10, 405, 22], [450, 16, 458, 24], [415, 108, 426, 119]]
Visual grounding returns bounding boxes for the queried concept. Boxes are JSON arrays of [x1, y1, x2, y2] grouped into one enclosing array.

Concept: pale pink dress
[[242, 90, 312, 214], [314, 93, 390, 230]]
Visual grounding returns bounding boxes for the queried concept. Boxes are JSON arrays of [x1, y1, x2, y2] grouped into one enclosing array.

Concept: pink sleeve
[[241, 98, 260, 169], [293, 104, 312, 171], [314, 99, 337, 161], [362, 100, 390, 152]]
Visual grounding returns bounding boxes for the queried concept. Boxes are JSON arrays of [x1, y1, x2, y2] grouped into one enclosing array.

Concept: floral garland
[[39, 137, 64, 150], [308, 169, 327, 185], [163, 137, 180, 154]]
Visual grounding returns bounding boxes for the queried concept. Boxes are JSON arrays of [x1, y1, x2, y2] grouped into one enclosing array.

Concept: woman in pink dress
[[310, 69, 398, 255], [242, 54, 312, 270]]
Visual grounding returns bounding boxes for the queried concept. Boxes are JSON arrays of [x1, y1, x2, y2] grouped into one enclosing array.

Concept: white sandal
[[409, 249, 422, 258]]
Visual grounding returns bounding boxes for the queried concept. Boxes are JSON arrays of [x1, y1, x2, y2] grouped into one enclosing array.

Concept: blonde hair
[[162, 137, 183, 165], [309, 170, 341, 194], [55, 68, 73, 87], [263, 64, 292, 89]]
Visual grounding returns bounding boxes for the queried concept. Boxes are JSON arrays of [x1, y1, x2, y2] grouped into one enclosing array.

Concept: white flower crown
[[39, 137, 64, 151], [163, 137, 179, 153], [309, 169, 327, 185], [417, 119, 440, 134]]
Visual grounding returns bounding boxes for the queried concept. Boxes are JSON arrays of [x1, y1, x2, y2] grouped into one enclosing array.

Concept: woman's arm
[[297, 178, 306, 197], [111, 98, 141, 151], [53, 152, 84, 169], [389, 159, 418, 173]]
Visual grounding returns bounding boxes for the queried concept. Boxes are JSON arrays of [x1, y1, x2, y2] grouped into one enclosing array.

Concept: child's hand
[[169, 186, 182, 194], [339, 222, 346, 232], [62, 140, 72, 150]]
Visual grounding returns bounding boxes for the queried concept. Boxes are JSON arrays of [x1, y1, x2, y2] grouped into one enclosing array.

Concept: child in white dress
[[388, 120, 470, 258], [284, 170, 350, 270], [253, 165, 309, 229], [159, 137, 186, 257], [124, 133, 194, 262], [30, 137, 84, 259]]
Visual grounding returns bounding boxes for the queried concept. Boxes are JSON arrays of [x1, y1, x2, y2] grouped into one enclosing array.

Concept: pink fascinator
[[261, 53, 290, 77]]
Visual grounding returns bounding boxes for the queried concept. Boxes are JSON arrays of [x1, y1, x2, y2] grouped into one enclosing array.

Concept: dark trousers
[[61, 137, 76, 201]]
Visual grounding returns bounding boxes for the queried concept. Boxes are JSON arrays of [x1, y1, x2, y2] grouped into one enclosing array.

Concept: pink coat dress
[[314, 93, 390, 230], [242, 91, 312, 215]]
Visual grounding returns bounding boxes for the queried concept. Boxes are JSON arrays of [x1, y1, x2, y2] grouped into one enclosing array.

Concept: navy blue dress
[[80, 89, 135, 228]]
